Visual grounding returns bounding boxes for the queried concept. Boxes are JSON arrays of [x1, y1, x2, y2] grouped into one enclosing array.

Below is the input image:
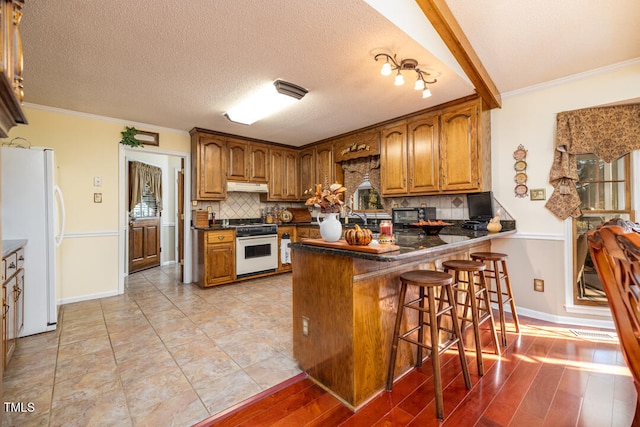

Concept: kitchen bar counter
[[290, 227, 513, 410], [290, 225, 515, 261]]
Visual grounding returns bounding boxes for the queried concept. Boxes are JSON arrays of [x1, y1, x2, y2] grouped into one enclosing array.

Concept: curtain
[[129, 161, 163, 212], [545, 104, 640, 219]]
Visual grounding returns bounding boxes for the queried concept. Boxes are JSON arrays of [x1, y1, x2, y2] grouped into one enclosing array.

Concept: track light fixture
[[374, 53, 436, 99]]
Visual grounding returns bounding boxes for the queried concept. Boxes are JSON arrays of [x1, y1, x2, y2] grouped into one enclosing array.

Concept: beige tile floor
[[3, 265, 301, 427]]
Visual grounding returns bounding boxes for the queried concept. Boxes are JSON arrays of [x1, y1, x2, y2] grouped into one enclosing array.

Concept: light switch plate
[[93, 176, 102, 187]]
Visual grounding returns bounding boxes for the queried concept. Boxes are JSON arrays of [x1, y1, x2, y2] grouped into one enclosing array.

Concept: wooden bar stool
[[470, 252, 521, 346], [386, 270, 472, 420], [442, 259, 501, 376]]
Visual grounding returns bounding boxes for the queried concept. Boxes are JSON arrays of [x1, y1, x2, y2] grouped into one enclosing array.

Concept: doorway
[[128, 160, 162, 273], [118, 145, 192, 292]]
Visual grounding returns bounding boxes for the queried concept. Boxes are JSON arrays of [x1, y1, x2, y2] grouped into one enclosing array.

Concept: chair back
[[587, 219, 640, 395]]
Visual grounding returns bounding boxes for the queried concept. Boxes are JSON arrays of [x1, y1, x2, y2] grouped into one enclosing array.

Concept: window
[[132, 185, 159, 218], [573, 153, 634, 305]]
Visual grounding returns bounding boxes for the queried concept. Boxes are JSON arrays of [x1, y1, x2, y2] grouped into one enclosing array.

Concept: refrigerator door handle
[[54, 185, 66, 247]]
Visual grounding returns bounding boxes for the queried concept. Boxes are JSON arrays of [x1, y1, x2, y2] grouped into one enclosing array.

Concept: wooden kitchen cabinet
[[380, 121, 408, 195], [408, 112, 440, 193], [314, 141, 334, 186], [298, 147, 315, 200], [263, 146, 298, 201], [0, 0, 27, 138], [2, 242, 24, 368], [296, 225, 321, 240], [196, 230, 235, 287], [190, 129, 227, 201], [439, 98, 487, 192], [227, 138, 268, 183], [380, 97, 490, 196]]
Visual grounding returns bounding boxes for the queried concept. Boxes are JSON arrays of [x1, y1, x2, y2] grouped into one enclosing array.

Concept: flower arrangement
[[304, 181, 347, 213]]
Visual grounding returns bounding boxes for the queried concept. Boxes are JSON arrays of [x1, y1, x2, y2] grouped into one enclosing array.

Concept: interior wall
[[1, 105, 190, 303], [489, 60, 640, 326]]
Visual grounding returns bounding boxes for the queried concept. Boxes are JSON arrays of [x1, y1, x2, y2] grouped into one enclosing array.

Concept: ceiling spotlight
[[374, 53, 436, 98], [225, 80, 308, 125]]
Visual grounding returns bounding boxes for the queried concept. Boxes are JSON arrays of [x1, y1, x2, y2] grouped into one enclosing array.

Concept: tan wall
[[489, 61, 640, 326], [2, 106, 190, 302]]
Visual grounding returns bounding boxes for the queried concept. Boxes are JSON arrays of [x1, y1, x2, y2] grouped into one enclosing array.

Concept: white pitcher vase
[[317, 212, 342, 242]]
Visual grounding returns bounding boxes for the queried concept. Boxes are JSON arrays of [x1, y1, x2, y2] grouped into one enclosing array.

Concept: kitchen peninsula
[[290, 225, 515, 410]]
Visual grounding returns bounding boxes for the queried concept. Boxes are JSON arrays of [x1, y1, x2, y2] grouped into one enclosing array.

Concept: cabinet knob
[[18, 255, 24, 261], [8, 262, 15, 269], [218, 236, 224, 240]]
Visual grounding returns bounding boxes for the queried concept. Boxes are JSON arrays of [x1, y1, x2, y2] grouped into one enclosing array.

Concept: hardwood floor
[[196, 314, 635, 427]]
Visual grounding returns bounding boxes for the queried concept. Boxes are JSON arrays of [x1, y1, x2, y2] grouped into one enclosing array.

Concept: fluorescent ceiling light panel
[[225, 80, 307, 125]]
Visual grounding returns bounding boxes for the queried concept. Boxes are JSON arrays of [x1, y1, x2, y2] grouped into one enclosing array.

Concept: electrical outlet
[[93, 176, 102, 187], [207, 206, 213, 213], [302, 316, 309, 336], [534, 278, 544, 292]]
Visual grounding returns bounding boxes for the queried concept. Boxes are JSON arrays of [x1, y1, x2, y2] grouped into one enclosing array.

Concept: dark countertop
[[191, 221, 314, 231], [290, 225, 516, 262], [2, 239, 27, 257]]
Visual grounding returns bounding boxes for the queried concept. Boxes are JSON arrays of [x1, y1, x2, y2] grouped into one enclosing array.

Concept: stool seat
[[442, 259, 486, 272], [400, 270, 453, 286], [470, 252, 508, 261]]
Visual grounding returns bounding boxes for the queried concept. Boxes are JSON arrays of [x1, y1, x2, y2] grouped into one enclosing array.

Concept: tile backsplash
[[193, 193, 306, 220], [193, 192, 513, 222]]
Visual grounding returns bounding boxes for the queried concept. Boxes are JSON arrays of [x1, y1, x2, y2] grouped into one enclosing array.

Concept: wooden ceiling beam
[[415, 0, 502, 109]]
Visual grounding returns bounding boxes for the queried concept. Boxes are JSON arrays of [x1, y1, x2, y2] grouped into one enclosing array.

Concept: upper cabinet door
[[0, 0, 27, 137], [314, 141, 334, 186], [298, 147, 315, 200], [227, 138, 249, 182], [440, 101, 480, 191], [380, 122, 408, 195], [408, 113, 439, 194], [190, 131, 227, 200], [283, 149, 298, 200], [249, 142, 268, 183]]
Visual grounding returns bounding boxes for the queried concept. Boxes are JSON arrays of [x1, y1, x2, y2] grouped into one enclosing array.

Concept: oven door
[[235, 234, 278, 277]]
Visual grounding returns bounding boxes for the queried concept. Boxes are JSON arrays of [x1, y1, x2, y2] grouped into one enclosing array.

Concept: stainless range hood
[[227, 181, 268, 193]]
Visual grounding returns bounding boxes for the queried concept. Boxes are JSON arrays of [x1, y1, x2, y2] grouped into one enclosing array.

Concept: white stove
[[235, 224, 278, 278]]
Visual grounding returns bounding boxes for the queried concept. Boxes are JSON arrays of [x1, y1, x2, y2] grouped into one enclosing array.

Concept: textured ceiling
[[20, 1, 640, 146]]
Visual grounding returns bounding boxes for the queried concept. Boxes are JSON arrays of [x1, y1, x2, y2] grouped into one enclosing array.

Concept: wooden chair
[[587, 219, 640, 426]]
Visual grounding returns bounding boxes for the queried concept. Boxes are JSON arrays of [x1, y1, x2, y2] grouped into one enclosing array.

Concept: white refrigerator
[[2, 146, 65, 336]]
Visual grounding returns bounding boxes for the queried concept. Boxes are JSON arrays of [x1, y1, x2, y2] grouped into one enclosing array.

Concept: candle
[[380, 220, 392, 236]]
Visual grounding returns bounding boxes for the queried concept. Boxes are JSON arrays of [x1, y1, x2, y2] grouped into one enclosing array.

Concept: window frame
[[572, 153, 634, 306]]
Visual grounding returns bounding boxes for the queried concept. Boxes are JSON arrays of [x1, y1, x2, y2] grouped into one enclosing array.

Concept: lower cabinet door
[[204, 242, 235, 286]]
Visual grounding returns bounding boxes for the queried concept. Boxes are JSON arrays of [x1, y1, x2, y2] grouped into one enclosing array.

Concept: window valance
[[129, 161, 163, 212], [546, 104, 640, 219]]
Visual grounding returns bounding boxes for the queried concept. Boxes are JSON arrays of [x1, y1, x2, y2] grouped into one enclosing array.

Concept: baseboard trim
[[58, 289, 121, 305]]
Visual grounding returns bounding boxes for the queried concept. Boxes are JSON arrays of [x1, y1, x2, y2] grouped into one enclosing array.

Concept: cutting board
[[301, 238, 400, 254], [290, 208, 312, 223]]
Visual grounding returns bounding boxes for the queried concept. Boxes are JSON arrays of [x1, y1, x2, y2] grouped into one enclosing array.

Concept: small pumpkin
[[344, 224, 373, 246]]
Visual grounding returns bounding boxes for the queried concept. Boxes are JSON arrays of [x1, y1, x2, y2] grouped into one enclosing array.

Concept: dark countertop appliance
[[392, 207, 436, 227]]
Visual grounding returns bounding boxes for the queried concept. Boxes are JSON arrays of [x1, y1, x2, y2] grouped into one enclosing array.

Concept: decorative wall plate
[[513, 147, 527, 161], [514, 160, 527, 171], [515, 184, 528, 197], [514, 172, 527, 184]]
